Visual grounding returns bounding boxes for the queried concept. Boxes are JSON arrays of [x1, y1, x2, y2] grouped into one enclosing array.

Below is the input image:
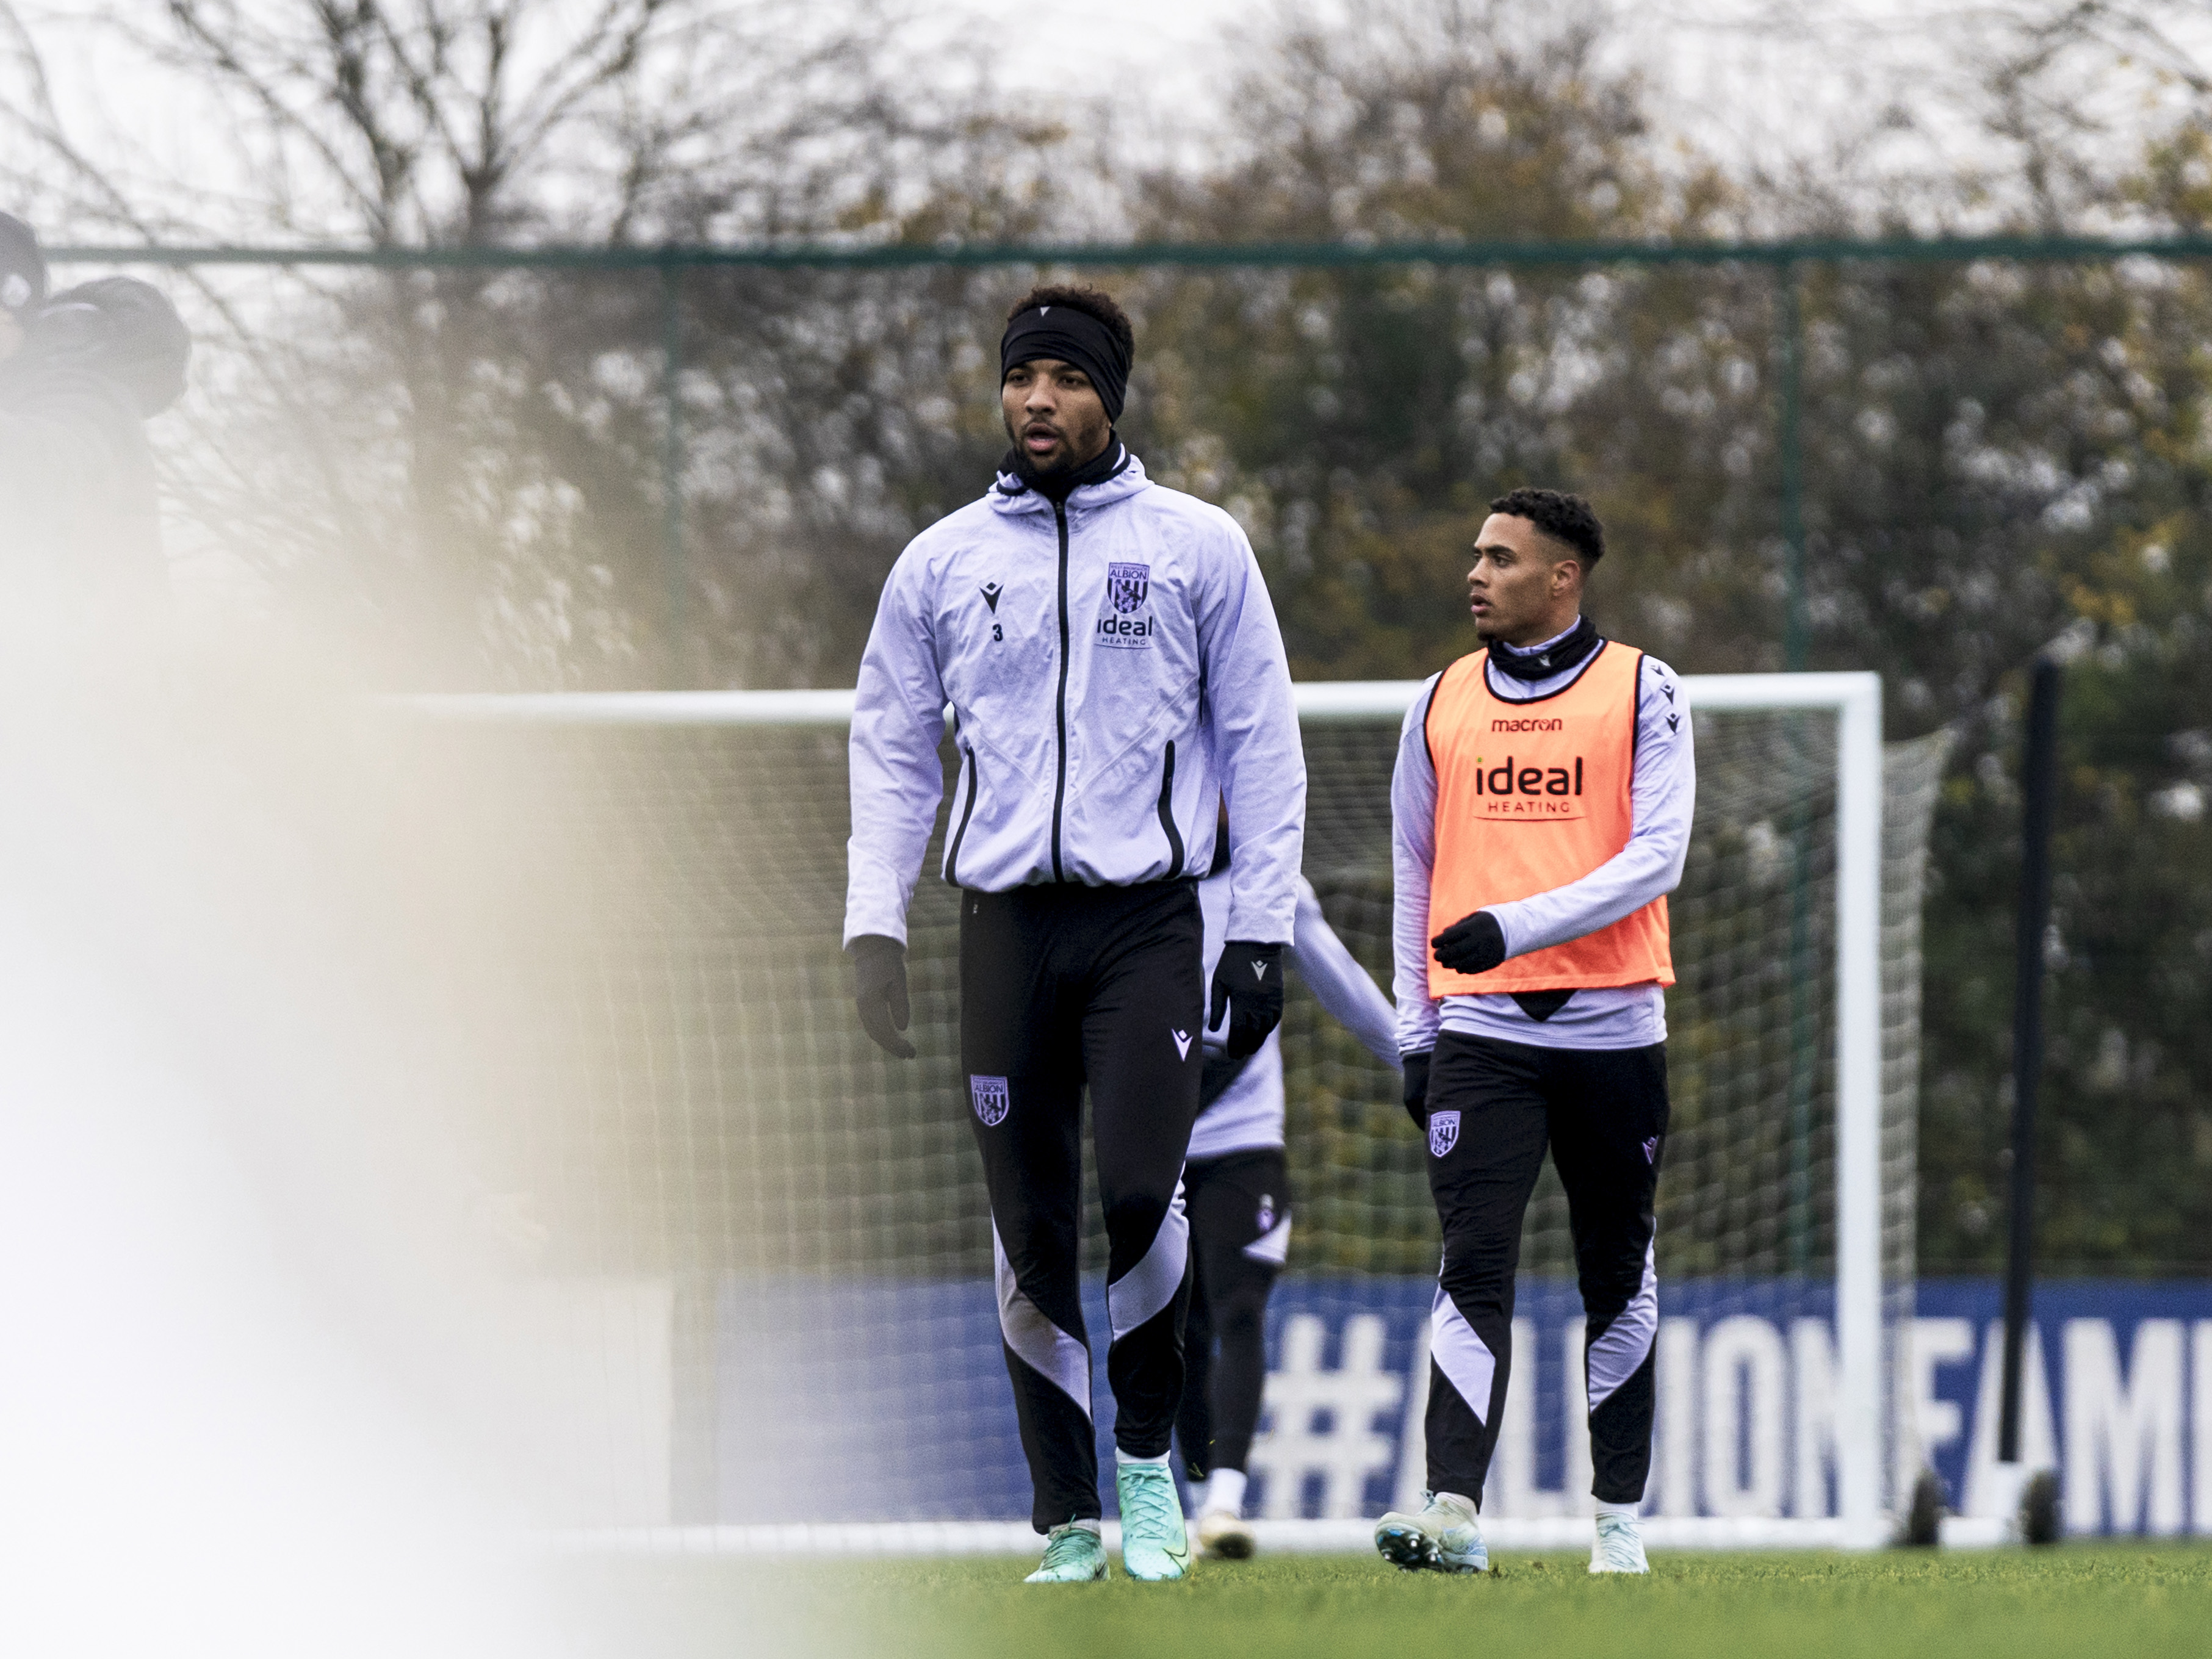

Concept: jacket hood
[[989, 444, 1151, 517]]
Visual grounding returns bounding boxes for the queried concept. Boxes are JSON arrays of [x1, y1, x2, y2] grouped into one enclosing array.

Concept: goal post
[[399, 671, 1911, 1552]]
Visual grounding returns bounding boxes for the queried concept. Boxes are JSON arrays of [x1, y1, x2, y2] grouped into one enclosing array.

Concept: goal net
[[387, 674, 1945, 1550]]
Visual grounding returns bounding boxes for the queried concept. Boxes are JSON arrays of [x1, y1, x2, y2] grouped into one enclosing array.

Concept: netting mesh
[[1288, 712, 1847, 1280], [378, 694, 1944, 1527]]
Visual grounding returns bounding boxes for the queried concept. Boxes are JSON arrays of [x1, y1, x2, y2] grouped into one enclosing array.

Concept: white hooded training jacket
[[845, 446, 1306, 948]]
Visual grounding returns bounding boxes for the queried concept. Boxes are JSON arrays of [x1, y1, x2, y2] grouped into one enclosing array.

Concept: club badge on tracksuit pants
[[971, 1076, 1011, 1126]]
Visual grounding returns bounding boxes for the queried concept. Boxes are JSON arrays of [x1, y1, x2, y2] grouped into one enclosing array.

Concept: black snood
[[999, 437, 1128, 505], [1487, 615, 1602, 682]]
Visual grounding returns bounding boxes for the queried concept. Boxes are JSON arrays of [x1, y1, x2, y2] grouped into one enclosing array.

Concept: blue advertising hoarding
[[716, 1275, 2212, 1535]]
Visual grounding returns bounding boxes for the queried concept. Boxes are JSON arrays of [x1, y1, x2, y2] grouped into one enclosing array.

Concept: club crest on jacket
[[971, 1074, 1010, 1127], [1107, 562, 1150, 614], [1428, 1109, 1460, 1158], [1097, 561, 1156, 649]]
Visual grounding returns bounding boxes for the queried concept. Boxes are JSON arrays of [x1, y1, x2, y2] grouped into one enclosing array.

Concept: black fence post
[[1998, 654, 2061, 1466]]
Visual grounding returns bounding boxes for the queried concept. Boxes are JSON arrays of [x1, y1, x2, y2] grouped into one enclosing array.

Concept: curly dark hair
[[1007, 283, 1135, 356], [1490, 487, 1604, 570]]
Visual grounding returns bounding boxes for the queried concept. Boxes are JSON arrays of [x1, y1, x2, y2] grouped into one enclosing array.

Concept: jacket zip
[[946, 743, 980, 886], [1050, 500, 1072, 882], [1156, 740, 1186, 878]]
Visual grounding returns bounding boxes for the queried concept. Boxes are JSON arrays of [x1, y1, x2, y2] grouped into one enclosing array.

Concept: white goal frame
[[416, 671, 1887, 1552]]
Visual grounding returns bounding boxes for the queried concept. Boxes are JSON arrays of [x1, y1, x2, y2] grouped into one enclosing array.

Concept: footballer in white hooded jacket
[[843, 284, 1305, 1585]]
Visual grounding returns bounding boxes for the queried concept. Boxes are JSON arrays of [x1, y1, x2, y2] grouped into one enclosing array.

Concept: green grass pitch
[[565, 1545, 2212, 1658]]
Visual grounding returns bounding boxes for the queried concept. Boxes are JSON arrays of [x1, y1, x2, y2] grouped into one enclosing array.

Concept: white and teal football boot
[[1115, 1461, 1192, 1582], [1024, 1522, 1109, 1583], [1589, 1511, 1649, 1574], [1374, 1490, 1488, 1574]]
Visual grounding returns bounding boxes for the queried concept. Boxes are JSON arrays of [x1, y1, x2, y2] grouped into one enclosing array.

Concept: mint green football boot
[[1115, 1461, 1192, 1582], [1373, 1490, 1488, 1574], [1025, 1522, 1109, 1583]]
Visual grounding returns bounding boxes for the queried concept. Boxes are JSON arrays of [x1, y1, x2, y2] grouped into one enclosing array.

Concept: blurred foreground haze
[[2, 9, 2212, 1634]]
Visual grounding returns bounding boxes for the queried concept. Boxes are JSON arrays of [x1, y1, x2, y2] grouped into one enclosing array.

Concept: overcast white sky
[[921, 0, 2212, 232], [915, 0, 1894, 154], [19, 0, 2212, 245]]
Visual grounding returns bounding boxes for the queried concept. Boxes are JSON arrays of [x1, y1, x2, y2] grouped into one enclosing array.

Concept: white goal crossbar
[[413, 672, 1886, 1553]]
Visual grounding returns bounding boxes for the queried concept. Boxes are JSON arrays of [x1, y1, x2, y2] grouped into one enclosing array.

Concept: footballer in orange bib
[[1375, 489, 1694, 1580]]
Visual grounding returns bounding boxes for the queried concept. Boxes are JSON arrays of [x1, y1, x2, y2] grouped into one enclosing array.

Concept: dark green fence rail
[[49, 231, 2212, 271]]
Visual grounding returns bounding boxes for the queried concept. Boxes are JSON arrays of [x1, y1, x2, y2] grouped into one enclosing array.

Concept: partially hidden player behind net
[[1374, 488, 1693, 1579], [843, 284, 1306, 1585], [1176, 808, 1399, 1561]]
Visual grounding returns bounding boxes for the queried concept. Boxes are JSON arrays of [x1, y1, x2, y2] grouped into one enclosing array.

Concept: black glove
[[1209, 940, 1286, 1059], [1432, 910, 1507, 977], [1402, 1050, 1431, 1129], [849, 934, 915, 1059]]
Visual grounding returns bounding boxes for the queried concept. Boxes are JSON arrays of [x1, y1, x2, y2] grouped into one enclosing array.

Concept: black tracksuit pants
[[960, 880, 1204, 1532], [1423, 1031, 1668, 1509], [1173, 1146, 1288, 1482]]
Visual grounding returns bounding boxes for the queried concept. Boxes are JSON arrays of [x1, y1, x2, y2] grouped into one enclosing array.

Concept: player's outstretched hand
[[1209, 940, 1285, 1059], [1432, 910, 1507, 976], [849, 934, 917, 1059], [1401, 1049, 1431, 1129]]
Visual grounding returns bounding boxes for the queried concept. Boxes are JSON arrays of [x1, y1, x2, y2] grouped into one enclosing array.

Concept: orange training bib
[[1424, 641, 1674, 997]]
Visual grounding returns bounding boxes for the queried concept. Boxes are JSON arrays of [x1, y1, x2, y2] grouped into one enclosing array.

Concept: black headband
[[1001, 303, 1131, 422]]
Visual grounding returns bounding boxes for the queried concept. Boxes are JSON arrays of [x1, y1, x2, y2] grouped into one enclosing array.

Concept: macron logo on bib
[[1171, 1029, 1192, 1060]]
